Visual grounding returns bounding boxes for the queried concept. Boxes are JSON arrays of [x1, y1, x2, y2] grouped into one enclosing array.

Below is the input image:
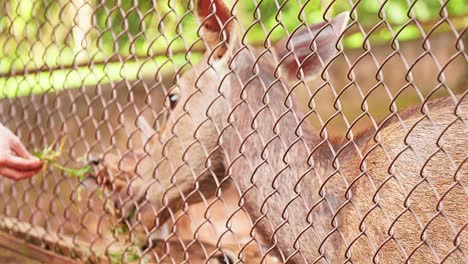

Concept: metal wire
[[0, 0, 466, 263]]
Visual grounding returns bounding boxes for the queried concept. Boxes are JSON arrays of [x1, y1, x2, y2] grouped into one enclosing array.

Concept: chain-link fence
[[0, 0, 466, 263]]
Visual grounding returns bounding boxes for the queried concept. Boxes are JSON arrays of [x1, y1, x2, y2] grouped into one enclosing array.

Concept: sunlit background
[[1, 0, 465, 96]]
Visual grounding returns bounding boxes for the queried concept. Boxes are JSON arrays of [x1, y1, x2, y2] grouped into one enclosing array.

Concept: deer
[[140, 238, 273, 264], [89, 0, 467, 263], [90, 150, 280, 263]]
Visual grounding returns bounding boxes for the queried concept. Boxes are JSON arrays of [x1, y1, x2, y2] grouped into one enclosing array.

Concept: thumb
[[11, 138, 37, 160]]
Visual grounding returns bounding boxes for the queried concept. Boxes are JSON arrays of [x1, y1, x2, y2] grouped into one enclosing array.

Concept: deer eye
[[167, 93, 179, 110], [216, 253, 234, 264]]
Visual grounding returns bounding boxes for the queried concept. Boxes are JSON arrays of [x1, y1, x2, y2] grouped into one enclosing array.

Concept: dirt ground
[[0, 246, 40, 264]]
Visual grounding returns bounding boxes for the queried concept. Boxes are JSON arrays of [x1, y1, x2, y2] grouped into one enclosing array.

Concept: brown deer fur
[[90, 0, 467, 262]]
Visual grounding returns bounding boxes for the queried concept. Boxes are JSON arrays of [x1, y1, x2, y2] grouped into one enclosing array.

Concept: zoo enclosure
[[0, 0, 466, 263]]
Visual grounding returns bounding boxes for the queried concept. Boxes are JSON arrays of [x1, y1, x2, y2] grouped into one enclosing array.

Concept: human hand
[[0, 124, 43, 180]]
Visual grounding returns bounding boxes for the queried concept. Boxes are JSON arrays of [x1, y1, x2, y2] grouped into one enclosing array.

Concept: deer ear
[[274, 12, 349, 81], [196, 0, 236, 60], [137, 117, 156, 146]]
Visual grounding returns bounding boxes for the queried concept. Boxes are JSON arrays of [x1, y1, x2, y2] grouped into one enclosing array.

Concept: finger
[[11, 139, 35, 159], [0, 155, 43, 171], [0, 167, 38, 181]]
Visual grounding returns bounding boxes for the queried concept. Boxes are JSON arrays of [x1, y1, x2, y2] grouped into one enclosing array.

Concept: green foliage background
[[0, 0, 466, 97]]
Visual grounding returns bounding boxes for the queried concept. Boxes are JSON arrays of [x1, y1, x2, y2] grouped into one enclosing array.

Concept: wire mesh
[[0, 0, 466, 263]]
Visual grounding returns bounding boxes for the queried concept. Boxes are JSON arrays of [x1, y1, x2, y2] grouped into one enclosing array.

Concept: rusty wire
[[0, 0, 466, 263]]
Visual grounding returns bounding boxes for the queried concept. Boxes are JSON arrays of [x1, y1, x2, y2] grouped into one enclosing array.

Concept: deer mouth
[[87, 160, 143, 222]]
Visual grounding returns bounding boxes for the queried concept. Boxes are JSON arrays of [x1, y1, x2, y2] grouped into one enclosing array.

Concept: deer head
[[89, 0, 348, 247]]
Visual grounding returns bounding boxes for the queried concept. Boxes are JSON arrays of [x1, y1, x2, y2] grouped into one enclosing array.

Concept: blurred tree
[[2, 0, 466, 66]]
